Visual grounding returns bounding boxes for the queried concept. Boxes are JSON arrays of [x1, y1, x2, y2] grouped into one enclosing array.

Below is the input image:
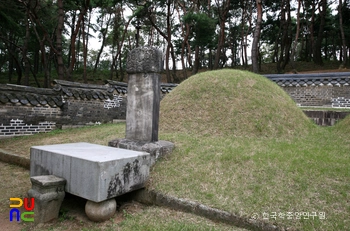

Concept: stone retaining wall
[[265, 72, 350, 107], [302, 110, 350, 126]]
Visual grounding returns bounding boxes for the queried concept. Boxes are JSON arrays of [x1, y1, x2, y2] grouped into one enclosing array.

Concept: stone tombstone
[[125, 47, 163, 142]]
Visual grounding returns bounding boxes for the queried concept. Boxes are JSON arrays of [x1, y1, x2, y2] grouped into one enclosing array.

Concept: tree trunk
[[56, 0, 66, 80], [176, 4, 188, 79], [290, 0, 302, 71], [67, 11, 76, 68], [23, 1, 31, 86], [214, 0, 230, 70], [252, 0, 262, 73], [313, 0, 327, 65], [165, 0, 172, 82], [276, 0, 292, 73], [282, 2, 292, 70], [339, 0, 347, 68], [32, 19, 50, 87], [180, 24, 188, 79], [192, 45, 200, 75], [82, 13, 88, 83], [110, 15, 133, 80], [214, 19, 226, 69], [94, 13, 112, 74], [67, 0, 90, 79]]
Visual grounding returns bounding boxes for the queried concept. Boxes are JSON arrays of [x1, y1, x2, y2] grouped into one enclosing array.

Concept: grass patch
[[151, 128, 350, 230], [0, 123, 126, 156], [0, 163, 244, 231], [118, 206, 243, 231]]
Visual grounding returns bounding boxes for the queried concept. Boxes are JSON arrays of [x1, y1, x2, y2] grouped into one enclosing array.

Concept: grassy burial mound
[[154, 69, 349, 230], [160, 69, 314, 138]]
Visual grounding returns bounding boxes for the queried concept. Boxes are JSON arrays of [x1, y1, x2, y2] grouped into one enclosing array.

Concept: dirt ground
[[0, 213, 21, 231]]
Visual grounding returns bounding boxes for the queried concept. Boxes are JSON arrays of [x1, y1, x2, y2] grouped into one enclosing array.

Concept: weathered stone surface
[[126, 47, 163, 74], [125, 73, 160, 142], [30, 142, 150, 202], [85, 199, 117, 222], [27, 175, 66, 223], [108, 139, 174, 167], [125, 47, 163, 142], [109, 46, 174, 166]]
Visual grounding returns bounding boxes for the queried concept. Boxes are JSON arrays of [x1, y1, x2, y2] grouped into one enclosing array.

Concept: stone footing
[[85, 199, 117, 222], [27, 175, 66, 223], [108, 139, 174, 167]]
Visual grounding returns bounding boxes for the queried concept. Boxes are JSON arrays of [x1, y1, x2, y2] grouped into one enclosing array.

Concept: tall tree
[[93, 8, 112, 74], [67, 0, 90, 79], [339, 0, 347, 68], [276, 0, 292, 73], [252, 0, 262, 73], [213, 0, 231, 69], [240, 0, 252, 67], [56, 0, 66, 80], [313, 0, 328, 65], [290, 0, 302, 71]]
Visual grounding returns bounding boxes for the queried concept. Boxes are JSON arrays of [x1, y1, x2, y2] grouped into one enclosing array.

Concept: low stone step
[[30, 142, 150, 202]]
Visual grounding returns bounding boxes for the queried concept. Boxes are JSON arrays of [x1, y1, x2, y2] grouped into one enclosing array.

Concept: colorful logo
[[9, 198, 35, 222]]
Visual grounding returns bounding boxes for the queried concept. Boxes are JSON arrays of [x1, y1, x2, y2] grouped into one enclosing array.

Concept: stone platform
[[30, 142, 150, 202]]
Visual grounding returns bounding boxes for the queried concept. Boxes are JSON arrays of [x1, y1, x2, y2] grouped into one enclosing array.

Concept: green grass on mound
[[332, 114, 350, 136], [160, 69, 315, 138]]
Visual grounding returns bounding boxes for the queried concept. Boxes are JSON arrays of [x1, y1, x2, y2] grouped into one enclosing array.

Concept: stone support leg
[[27, 175, 66, 224]]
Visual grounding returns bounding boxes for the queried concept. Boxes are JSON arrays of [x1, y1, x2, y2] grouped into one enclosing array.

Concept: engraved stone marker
[[109, 46, 174, 166], [125, 47, 162, 142]]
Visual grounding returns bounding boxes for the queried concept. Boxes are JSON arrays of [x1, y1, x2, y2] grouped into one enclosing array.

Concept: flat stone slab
[[30, 142, 150, 202]]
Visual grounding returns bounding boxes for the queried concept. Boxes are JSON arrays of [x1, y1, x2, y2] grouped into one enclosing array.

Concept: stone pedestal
[[27, 175, 66, 223], [108, 139, 174, 167]]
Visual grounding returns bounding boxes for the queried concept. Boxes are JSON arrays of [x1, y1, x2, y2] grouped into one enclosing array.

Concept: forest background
[[0, 0, 350, 87]]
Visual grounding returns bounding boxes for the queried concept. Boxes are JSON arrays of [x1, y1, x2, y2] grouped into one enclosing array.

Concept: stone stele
[[125, 47, 163, 142]]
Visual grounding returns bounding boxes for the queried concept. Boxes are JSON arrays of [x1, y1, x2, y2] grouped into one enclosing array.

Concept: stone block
[[108, 139, 174, 167], [30, 142, 150, 202], [27, 175, 66, 223]]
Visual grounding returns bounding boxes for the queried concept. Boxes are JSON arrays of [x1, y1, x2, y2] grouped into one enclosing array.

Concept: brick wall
[[265, 73, 350, 107], [0, 103, 62, 125], [0, 82, 128, 138], [282, 85, 350, 107], [59, 95, 126, 126], [0, 119, 56, 136]]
